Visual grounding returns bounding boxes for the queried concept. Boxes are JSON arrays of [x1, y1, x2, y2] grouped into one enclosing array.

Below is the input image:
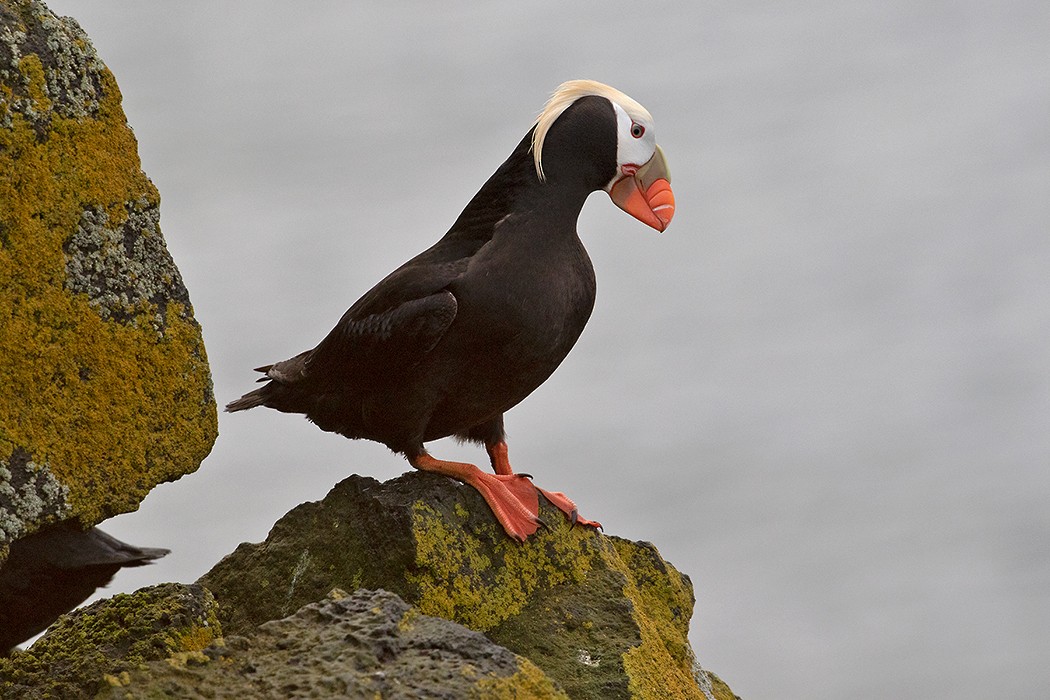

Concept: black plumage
[[0, 522, 168, 654], [228, 82, 674, 540]]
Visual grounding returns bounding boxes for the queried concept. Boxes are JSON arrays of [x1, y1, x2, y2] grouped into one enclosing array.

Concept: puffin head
[[531, 80, 675, 232]]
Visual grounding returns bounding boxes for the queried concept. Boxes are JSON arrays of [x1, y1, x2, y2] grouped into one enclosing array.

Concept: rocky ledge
[[0, 473, 739, 699]]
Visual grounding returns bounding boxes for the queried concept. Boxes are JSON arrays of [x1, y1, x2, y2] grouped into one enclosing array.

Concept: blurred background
[[41, 2, 1050, 697]]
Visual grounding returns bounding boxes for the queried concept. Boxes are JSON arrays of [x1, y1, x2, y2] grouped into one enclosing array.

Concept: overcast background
[[39, 2, 1050, 697]]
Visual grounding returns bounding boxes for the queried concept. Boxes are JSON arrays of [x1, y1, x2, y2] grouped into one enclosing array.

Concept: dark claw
[[517, 472, 534, 480], [534, 516, 550, 530], [569, 509, 579, 526]]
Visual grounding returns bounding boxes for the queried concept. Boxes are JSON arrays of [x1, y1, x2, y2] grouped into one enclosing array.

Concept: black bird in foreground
[[0, 522, 168, 655], [227, 80, 674, 540]]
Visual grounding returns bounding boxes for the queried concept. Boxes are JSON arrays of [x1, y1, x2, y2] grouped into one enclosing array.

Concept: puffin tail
[[226, 353, 312, 413], [225, 362, 282, 412], [225, 389, 268, 412]]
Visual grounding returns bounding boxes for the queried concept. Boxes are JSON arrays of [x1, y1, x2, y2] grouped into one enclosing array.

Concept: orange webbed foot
[[411, 443, 603, 542], [537, 487, 603, 531], [477, 472, 542, 541], [486, 441, 603, 533], [410, 453, 541, 541]]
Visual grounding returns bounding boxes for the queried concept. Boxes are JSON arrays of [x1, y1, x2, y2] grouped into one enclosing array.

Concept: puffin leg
[[484, 440, 602, 531], [409, 452, 541, 542], [486, 440, 514, 476]]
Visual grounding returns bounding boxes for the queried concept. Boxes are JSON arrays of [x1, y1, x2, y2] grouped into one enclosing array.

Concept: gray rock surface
[[100, 589, 566, 699]]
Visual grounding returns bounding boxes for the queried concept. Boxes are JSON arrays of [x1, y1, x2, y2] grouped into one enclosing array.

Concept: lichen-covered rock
[[0, 582, 220, 699], [0, 0, 217, 554], [0, 522, 168, 655], [200, 472, 739, 700], [94, 588, 566, 699]]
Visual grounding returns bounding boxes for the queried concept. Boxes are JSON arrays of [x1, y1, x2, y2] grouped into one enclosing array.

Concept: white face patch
[[609, 102, 657, 189], [532, 80, 657, 182]]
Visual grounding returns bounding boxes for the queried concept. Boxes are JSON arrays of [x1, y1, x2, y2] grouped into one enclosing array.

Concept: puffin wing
[[226, 241, 477, 414], [250, 292, 457, 392], [261, 256, 468, 389], [307, 288, 458, 374]]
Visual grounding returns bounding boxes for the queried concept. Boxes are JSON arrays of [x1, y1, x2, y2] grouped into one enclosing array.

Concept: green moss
[[409, 500, 595, 630], [0, 13, 217, 542], [0, 583, 220, 699]]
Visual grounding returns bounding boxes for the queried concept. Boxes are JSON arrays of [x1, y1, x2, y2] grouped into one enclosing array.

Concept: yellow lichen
[[102, 672, 131, 687], [607, 539, 705, 699], [173, 625, 219, 653], [20, 55, 51, 112], [0, 51, 217, 531], [397, 606, 421, 633], [408, 501, 595, 631], [471, 658, 570, 700]]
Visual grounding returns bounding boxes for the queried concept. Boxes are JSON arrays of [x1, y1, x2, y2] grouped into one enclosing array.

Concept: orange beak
[[607, 145, 675, 232]]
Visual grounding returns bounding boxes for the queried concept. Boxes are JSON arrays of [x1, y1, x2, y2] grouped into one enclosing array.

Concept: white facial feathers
[[609, 101, 657, 185], [531, 79, 655, 181]]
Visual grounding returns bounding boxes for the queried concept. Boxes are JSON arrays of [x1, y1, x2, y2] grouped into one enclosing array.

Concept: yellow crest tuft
[[531, 80, 652, 181]]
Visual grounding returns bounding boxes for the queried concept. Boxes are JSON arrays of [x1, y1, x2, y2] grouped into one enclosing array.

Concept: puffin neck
[[443, 131, 536, 241], [443, 128, 593, 243]]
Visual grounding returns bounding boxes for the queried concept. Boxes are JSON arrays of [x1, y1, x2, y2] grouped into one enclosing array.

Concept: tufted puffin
[[227, 80, 674, 541]]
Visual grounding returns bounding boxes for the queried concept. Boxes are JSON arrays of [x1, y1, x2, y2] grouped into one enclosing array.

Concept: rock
[[200, 472, 739, 700], [0, 522, 168, 655], [97, 588, 567, 699], [0, 0, 217, 555], [0, 585, 564, 699], [0, 582, 220, 699], [0, 474, 740, 699]]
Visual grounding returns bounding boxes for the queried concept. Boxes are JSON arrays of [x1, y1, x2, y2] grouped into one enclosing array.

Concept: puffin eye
[[630, 122, 645, 139]]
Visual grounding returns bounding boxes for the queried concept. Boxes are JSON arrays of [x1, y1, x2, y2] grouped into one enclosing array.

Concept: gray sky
[[40, 2, 1050, 697]]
